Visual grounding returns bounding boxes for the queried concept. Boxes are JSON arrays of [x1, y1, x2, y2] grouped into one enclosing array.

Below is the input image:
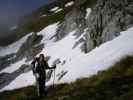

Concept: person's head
[[39, 54, 45, 61]]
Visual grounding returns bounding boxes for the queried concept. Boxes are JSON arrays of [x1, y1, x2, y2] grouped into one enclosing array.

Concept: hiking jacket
[[31, 57, 55, 75]]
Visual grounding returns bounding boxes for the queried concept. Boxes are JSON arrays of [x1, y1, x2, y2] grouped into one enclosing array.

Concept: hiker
[[31, 54, 56, 97]]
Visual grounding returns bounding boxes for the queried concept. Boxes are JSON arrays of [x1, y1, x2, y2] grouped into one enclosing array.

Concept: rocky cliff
[[55, 0, 133, 53], [85, 0, 133, 52]]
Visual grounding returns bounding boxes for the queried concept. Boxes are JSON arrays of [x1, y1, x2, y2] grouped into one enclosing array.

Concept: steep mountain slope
[[0, 0, 133, 94], [1, 22, 133, 92], [0, 0, 96, 90]]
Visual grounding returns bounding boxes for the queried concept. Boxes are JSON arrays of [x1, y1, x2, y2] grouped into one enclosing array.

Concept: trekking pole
[[53, 65, 56, 88]]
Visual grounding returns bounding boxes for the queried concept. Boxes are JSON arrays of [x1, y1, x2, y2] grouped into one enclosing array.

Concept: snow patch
[[43, 26, 133, 84], [0, 58, 26, 73], [40, 14, 47, 18], [38, 22, 60, 44], [54, 8, 63, 13], [50, 6, 63, 13], [0, 32, 33, 57], [65, 1, 74, 7], [1, 71, 35, 91], [50, 7, 59, 12]]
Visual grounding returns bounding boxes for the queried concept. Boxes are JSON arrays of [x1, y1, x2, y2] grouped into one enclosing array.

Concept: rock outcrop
[[56, 6, 87, 40], [85, 0, 133, 52]]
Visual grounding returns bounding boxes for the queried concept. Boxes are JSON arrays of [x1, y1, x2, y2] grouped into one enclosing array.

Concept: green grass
[[0, 56, 133, 100]]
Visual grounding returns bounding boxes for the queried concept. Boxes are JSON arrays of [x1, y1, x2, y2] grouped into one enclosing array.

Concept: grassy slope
[[0, 56, 133, 100]]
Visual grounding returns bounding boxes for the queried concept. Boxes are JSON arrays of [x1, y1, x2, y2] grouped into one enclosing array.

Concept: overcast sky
[[0, 0, 49, 27]]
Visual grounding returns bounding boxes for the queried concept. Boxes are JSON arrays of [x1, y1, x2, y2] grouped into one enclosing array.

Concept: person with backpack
[[31, 54, 56, 97]]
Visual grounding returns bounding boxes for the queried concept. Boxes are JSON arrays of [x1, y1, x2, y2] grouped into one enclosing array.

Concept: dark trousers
[[36, 74, 46, 97]]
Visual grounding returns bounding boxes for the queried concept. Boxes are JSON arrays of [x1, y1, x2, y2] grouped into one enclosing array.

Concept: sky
[[0, 0, 49, 27]]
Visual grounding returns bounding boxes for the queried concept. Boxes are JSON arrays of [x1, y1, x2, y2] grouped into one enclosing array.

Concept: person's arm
[[48, 65, 56, 69], [44, 60, 56, 69], [31, 58, 36, 65], [31, 58, 38, 74]]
